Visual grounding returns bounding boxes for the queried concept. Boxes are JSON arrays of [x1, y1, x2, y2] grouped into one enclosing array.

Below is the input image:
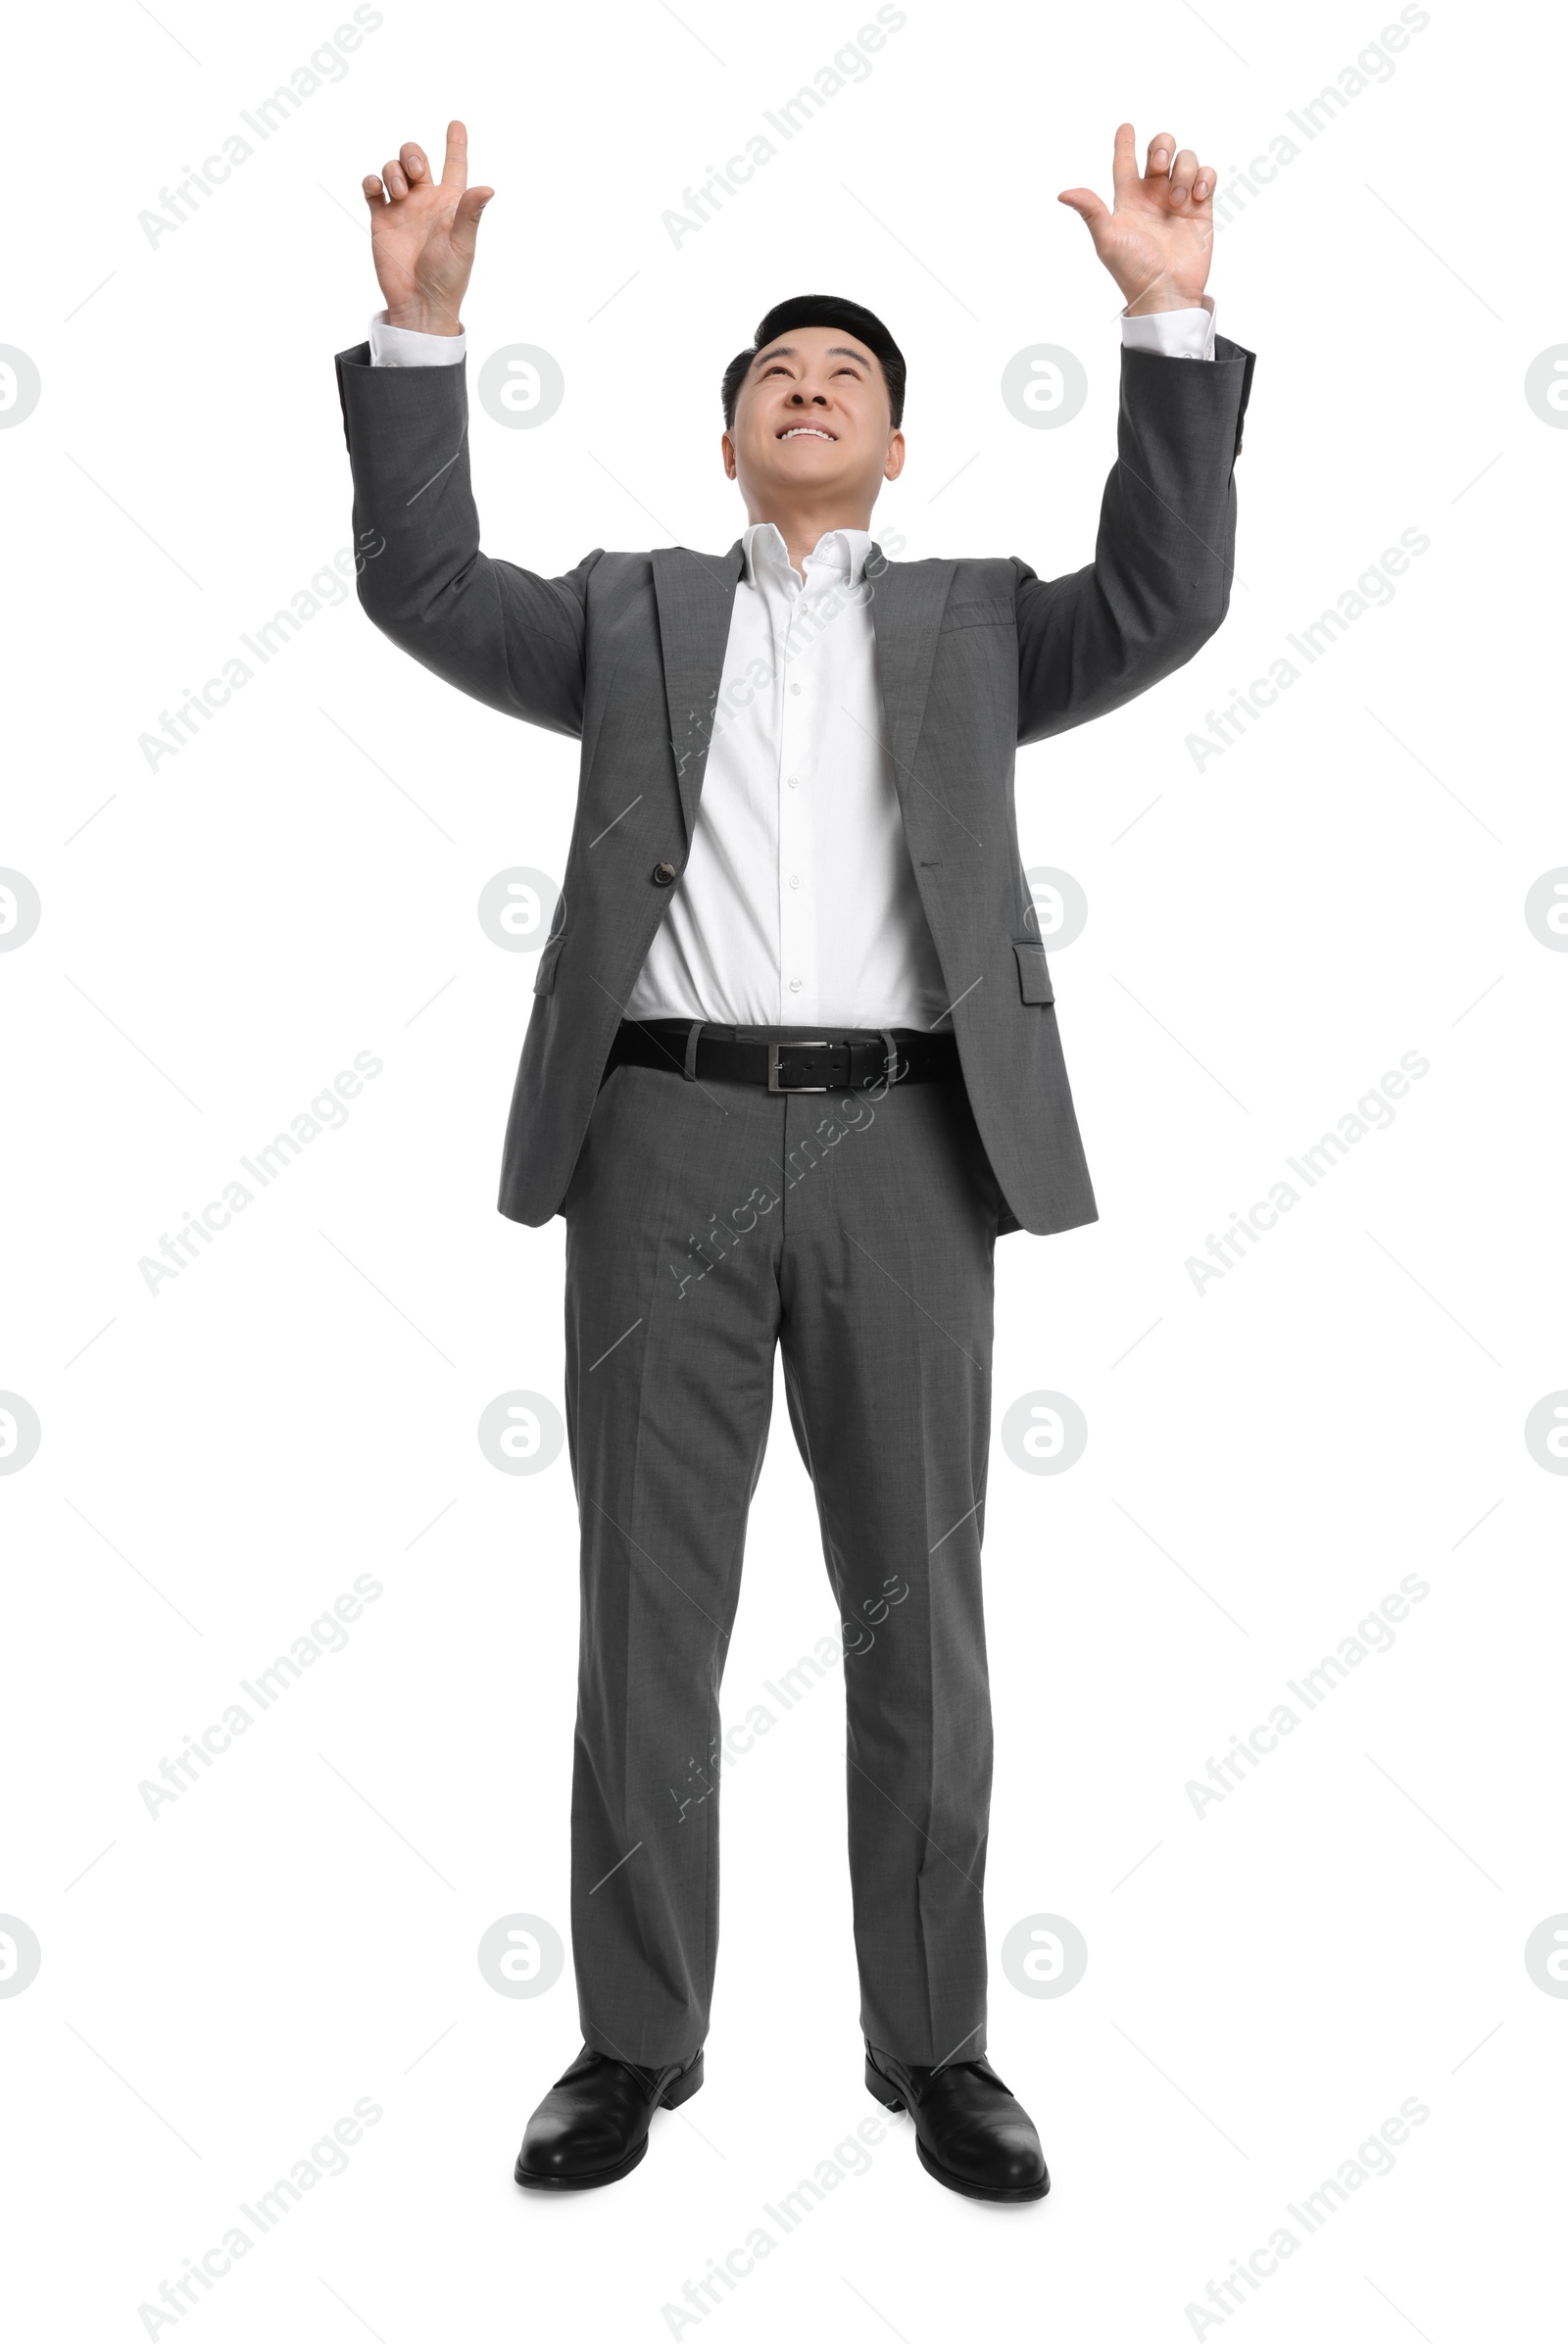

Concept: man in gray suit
[[337, 120, 1250, 2202]]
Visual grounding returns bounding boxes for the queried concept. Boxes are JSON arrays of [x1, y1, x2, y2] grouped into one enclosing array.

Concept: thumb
[[1056, 188, 1109, 231], [451, 184, 493, 258]]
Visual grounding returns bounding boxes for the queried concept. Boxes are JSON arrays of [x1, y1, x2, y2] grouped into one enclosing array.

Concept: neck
[[746, 497, 875, 580]]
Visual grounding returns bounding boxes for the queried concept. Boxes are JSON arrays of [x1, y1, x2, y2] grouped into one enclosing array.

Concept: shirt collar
[[741, 519, 875, 588]]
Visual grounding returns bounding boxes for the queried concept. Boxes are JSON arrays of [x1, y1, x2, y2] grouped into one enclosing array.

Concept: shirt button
[[786, 776, 800, 789], [790, 683, 802, 696], [652, 860, 678, 886], [788, 977, 803, 993], [789, 875, 800, 890]]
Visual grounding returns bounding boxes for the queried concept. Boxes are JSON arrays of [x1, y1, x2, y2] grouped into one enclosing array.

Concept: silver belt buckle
[[767, 1041, 829, 1093]]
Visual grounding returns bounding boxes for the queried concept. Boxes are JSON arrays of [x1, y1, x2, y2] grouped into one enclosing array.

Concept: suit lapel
[[862, 546, 956, 808], [651, 542, 745, 843], [649, 538, 957, 844]]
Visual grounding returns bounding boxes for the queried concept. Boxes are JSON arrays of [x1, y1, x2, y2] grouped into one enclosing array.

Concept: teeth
[[781, 427, 833, 441]]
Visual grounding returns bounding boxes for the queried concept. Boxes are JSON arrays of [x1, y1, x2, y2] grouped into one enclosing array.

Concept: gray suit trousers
[[562, 1036, 1003, 2067]]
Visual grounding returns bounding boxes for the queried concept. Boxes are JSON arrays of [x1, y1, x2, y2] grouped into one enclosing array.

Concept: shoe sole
[[514, 2052, 705, 2191], [864, 2056, 1050, 2204]]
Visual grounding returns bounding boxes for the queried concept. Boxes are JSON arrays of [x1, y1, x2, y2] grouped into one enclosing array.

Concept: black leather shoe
[[864, 2042, 1049, 2202], [514, 2043, 705, 2190]]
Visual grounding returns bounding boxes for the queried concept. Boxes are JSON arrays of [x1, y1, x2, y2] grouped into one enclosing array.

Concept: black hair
[[720, 295, 906, 430]]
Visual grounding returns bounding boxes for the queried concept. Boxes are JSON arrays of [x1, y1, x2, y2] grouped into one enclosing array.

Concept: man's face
[[722, 324, 904, 512]]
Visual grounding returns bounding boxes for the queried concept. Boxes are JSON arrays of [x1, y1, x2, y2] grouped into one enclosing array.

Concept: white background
[[4, 0, 1564, 2336]]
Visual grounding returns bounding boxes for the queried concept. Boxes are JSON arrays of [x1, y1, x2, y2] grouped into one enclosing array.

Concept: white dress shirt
[[630, 518, 952, 1028], [368, 299, 1218, 1026]]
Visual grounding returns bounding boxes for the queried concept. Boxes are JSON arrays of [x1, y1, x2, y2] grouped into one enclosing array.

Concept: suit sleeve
[[1012, 335, 1254, 747], [333, 342, 601, 739]]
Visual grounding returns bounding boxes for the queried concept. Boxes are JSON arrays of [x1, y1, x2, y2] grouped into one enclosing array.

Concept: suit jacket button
[[652, 860, 678, 886]]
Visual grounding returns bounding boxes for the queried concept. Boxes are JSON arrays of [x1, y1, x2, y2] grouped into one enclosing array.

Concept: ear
[[720, 429, 737, 481], [883, 429, 906, 484]]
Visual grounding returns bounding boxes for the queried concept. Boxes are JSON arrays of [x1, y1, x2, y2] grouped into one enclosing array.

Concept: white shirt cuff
[[368, 309, 467, 367], [1119, 294, 1215, 362]]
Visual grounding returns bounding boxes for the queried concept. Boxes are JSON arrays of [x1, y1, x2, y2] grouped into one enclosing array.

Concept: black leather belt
[[606, 1018, 959, 1093]]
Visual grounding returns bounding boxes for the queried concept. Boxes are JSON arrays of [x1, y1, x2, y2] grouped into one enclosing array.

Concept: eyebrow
[[751, 344, 871, 370]]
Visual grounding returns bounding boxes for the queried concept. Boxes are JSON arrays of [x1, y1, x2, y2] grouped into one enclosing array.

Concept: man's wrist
[[1122, 284, 1208, 317], [382, 305, 463, 336]]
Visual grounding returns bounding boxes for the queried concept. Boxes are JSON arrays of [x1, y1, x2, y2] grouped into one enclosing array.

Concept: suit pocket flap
[[1012, 939, 1054, 1004], [532, 934, 564, 997]]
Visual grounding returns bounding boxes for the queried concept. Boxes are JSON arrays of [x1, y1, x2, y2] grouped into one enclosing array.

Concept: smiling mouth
[[777, 425, 837, 442]]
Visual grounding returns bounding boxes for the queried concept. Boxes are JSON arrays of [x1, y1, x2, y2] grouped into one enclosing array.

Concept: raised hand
[[1057, 124, 1215, 314], [362, 121, 493, 336]]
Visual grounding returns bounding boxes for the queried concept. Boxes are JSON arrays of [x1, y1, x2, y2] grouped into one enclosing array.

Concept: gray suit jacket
[[334, 334, 1253, 1235]]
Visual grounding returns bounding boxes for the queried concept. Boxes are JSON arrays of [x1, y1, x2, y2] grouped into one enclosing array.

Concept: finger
[[1145, 130, 1174, 180], [1057, 188, 1110, 232], [440, 120, 468, 192], [362, 173, 386, 215], [400, 142, 429, 183], [1168, 147, 1199, 203], [381, 157, 410, 200], [1111, 122, 1137, 197], [1191, 164, 1216, 206], [450, 184, 494, 261]]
